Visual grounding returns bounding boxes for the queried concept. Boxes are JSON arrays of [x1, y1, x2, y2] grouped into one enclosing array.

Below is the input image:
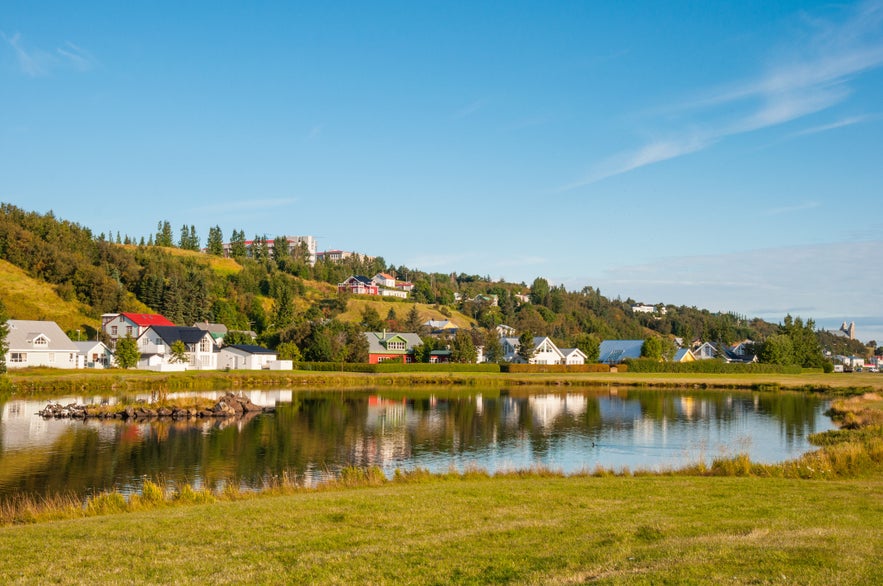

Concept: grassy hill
[[339, 297, 476, 330], [0, 259, 100, 335]]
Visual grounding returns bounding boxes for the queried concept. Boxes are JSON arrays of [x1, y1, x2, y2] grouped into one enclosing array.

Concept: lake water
[[0, 387, 834, 500]]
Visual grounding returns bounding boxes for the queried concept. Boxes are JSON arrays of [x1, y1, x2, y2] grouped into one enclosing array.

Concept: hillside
[[0, 259, 100, 335], [1, 203, 870, 363]]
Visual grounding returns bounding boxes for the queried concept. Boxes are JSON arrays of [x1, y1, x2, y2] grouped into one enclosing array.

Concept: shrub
[[623, 358, 802, 374], [500, 363, 611, 374]]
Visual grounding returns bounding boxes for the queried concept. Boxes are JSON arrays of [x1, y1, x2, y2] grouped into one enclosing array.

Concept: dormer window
[[386, 340, 406, 350]]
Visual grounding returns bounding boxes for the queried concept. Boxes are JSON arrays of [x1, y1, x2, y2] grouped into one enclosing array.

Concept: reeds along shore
[[5, 368, 883, 397]]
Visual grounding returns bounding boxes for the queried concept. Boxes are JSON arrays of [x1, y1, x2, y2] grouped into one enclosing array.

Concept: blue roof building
[[598, 340, 645, 364]]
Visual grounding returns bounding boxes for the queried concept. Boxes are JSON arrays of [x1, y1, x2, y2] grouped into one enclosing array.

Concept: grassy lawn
[[1, 474, 881, 584]]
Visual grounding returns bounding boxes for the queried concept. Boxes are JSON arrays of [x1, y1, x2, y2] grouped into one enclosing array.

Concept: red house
[[101, 312, 175, 348], [338, 275, 379, 296]]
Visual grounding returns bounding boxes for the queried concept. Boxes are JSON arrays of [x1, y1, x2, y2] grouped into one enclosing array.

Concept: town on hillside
[[0, 206, 879, 373]]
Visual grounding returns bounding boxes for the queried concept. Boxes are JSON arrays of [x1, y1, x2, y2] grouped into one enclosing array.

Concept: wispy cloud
[[56, 41, 97, 71], [453, 99, 488, 119], [585, 240, 883, 326], [3, 32, 53, 76], [2, 33, 97, 76], [563, 0, 883, 190], [787, 114, 876, 137]]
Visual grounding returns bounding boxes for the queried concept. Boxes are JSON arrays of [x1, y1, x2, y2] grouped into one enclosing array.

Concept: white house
[[219, 344, 278, 370], [136, 326, 218, 370], [73, 341, 114, 369], [501, 336, 565, 365], [4, 320, 79, 369], [560, 348, 588, 365], [692, 342, 719, 360]]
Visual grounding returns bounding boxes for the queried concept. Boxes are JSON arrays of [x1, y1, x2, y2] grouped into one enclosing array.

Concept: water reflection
[[0, 388, 833, 500]]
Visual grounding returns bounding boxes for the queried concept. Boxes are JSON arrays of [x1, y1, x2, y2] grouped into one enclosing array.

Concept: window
[[386, 341, 406, 350], [200, 338, 211, 352], [48, 353, 55, 363], [10, 352, 25, 363], [111, 326, 118, 336], [126, 326, 133, 336], [33, 337, 48, 346]]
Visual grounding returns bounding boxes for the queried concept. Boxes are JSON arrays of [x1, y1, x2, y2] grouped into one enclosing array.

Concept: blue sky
[[2, 1, 882, 341]]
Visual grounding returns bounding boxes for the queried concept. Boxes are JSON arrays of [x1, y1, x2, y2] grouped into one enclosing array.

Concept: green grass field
[[3, 374, 882, 583], [1, 473, 881, 584]]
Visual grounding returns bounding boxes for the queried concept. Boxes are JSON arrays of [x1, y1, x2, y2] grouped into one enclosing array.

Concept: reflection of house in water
[[528, 394, 588, 428], [1, 396, 120, 452], [351, 396, 413, 467]]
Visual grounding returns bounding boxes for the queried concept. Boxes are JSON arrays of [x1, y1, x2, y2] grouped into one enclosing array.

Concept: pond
[[0, 387, 834, 501]]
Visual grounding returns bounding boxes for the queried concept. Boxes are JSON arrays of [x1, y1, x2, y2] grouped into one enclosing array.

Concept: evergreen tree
[[206, 226, 224, 256], [361, 305, 384, 331], [229, 229, 247, 258], [272, 236, 290, 261], [517, 331, 536, 363], [482, 328, 504, 363], [405, 305, 422, 332], [273, 286, 295, 330], [451, 329, 477, 363]]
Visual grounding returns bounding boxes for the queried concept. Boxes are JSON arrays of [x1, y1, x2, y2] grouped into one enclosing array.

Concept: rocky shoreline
[[37, 392, 275, 420]]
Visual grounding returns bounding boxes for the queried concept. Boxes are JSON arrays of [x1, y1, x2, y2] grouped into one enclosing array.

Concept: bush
[[623, 358, 802, 374], [500, 363, 611, 374]]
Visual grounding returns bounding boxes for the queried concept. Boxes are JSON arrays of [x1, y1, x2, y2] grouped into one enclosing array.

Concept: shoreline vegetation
[[2, 373, 882, 582], [6, 367, 883, 397]]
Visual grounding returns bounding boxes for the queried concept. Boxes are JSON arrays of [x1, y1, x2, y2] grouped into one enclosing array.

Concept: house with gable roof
[[364, 331, 424, 364], [74, 340, 114, 368], [338, 276, 379, 296], [560, 347, 588, 365], [4, 320, 79, 369], [218, 344, 280, 370], [101, 312, 174, 349], [501, 336, 566, 365], [136, 325, 218, 370], [672, 348, 696, 362]]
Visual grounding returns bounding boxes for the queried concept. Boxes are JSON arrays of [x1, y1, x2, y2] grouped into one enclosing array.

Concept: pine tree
[[207, 226, 224, 256]]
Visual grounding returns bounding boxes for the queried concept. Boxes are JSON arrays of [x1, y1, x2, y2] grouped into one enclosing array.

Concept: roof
[[375, 272, 395, 280], [364, 332, 424, 354], [223, 344, 276, 355], [5, 320, 78, 351], [672, 348, 693, 362], [598, 340, 645, 364], [193, 321, 229, 335], [144, 326, 216, 348], [121, 313, 174, 327], [73, 341, 110, 353], [560, 348, 587, 358]]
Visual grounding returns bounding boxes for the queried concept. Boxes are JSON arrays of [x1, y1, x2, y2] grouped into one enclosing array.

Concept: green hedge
[[500, 364, 612, 374], [623, 358, 802, 374], [375, 363, 500, 373], [296, 362, 500, 373]]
